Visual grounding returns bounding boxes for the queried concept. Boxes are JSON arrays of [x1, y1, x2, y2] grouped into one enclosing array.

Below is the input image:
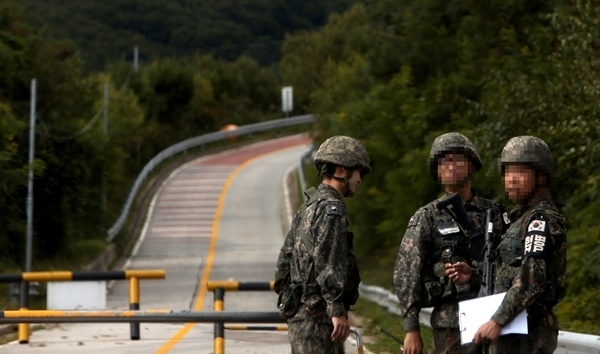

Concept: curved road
[[0, 135, 311, 353]]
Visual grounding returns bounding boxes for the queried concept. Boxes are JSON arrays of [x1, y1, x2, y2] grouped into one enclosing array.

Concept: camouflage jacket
[[393, 190, 508, 331], [491, 197, 567, 330], [275, 183, 358, 323]]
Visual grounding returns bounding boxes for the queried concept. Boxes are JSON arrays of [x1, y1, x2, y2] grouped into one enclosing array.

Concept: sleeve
[[312, 201, 348, 319], [393, 208, 432, 332], [274, 225, 295, 294], [491, 214, 555, 326]]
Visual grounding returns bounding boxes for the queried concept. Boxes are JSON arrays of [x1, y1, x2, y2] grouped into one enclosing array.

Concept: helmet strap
[[332, 169, 354, 198]]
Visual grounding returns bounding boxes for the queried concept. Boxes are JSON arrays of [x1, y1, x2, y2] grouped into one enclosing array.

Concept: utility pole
[[102, 83, 109, 231], [20, 78, 37, 343]]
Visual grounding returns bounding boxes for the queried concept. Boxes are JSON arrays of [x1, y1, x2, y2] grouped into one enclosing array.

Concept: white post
[[281, 86, 293, 118], [133, 46, 139, 72]]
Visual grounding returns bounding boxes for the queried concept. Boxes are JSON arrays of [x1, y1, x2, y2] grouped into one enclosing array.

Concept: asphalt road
[[0, 135, 313, 353]]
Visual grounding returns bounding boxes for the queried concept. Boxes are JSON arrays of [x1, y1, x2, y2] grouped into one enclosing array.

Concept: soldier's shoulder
[[472, 195, 501, 209], [405, 203, 434, 227], [529, 200, 565, 223], [318, 198, 346, 217]]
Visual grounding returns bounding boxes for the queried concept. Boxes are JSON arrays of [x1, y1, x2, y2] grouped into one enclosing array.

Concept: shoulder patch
[[408, 215, 419, 228], [523, 215, 552, 258], [503, 212, 510, 226], [325, 204, 343, 216]]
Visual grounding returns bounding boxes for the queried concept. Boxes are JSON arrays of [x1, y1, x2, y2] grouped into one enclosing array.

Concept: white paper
[[458, 292, 528, 344]]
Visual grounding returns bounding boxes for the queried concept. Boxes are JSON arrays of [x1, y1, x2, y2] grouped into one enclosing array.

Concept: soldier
[[394, 132, 509, 354], [471, 136, 567, 353], [274, 135, 370, 354]]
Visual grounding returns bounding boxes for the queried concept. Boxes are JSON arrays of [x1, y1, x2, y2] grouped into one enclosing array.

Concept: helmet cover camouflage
[[428, 132, 482, 178], [313, 136, 371, 175], [500, 136, 553, 177]]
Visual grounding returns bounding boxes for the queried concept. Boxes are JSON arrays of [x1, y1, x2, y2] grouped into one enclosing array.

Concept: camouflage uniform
[[489, 136, 567, 354], [394, 192, 507, 354], [394, 132, 508, 354], [275, 136, 370, 354]]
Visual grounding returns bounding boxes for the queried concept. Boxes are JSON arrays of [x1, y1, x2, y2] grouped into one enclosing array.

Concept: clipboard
[[458, 292, 528, 344]]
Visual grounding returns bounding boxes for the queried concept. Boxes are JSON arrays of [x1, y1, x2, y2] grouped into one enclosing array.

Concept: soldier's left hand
[[445, 262, 471, 284], [473, 320, 501, 345], [331, 315, 350, 342]]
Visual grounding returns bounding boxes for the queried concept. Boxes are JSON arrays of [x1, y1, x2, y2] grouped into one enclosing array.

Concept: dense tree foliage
[[281, 0, 600, 333], [0, 1, 286, 271], [17, 0, 356, 71]]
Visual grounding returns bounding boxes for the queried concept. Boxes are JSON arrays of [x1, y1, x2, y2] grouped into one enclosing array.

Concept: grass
[[351, 296, 434, 354]]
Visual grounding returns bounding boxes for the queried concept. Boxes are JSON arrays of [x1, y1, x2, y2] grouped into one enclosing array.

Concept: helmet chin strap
[[332, 170, 354, 198]]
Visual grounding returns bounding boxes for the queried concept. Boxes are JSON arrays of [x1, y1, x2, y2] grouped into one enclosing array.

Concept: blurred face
[[437, 153, 471, 187], [503, 164, 536, 203], [346, 167, 362, 195]]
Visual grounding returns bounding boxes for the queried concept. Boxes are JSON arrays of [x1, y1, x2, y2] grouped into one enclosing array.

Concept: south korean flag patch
[[524, 216, 552, 258]]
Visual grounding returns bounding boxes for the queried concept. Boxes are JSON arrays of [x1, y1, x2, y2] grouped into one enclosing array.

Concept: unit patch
[[408, 215, 418, 228], [528, 220, 546, 232], [325, 204, 343, 216]]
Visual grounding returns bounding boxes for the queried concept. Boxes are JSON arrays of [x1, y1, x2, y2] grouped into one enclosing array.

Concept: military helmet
[[313, 136, 371, 175], [428, 132, 482, 176], [500, 136, 553, 177]]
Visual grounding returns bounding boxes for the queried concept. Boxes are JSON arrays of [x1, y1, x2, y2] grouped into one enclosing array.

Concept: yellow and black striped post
[[129, 276, 140, 340], [0, 269, 165, 343], [207, 281, 275, 354], [214, 287, 225, 354]]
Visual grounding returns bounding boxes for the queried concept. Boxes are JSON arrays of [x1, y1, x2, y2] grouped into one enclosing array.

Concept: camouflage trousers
[[489, 325, 557, 354], [432, 327, 477, 354], [288, 320, 345, 354]]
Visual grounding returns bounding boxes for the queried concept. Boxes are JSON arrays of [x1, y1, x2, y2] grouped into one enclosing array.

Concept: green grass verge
[[351, 296, 434, 353]]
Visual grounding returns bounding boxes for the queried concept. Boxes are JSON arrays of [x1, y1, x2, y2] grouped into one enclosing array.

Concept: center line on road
[[155, 144, 304, 353]]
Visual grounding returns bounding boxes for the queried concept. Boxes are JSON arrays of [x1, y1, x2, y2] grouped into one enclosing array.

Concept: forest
[[18, 0, 355, 71], [0, 0, 598, 335]]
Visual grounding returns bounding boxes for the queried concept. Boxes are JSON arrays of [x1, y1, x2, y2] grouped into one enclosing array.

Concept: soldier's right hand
[[445, 261, 472, 284], [403, 330, 423, 354]]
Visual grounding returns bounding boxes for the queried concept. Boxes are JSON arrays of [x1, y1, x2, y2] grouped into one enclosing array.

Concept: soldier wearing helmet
[[394, 132, 509, 354], [473, 136, 567, 354], [275, 136, 370, 353]]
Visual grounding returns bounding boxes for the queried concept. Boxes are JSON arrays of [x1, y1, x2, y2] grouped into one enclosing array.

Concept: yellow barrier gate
[[0, 269, 165, 343], [206, 280, 365, 354]]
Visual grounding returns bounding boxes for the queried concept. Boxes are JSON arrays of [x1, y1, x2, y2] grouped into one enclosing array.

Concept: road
[[0, 135, 313, 353]]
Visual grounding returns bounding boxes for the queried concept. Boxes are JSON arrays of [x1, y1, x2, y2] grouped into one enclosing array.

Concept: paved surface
[[0, 135, 328, 353]]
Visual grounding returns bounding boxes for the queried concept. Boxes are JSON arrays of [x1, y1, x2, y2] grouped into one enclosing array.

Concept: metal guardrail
[[106, 114, 315, 241], [298, 148, 315, 200], [359, 283, 600, 354]]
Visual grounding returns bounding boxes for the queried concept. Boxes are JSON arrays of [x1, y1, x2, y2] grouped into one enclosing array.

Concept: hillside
[[17, 0, 356, 71]]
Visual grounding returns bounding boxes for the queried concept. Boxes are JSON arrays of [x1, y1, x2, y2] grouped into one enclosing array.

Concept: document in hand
[[458, 292, 528, 345]]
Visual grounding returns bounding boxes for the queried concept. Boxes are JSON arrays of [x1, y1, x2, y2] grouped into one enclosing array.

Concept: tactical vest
[[423, 207, 476, 302], [494, 221, 523, 293]]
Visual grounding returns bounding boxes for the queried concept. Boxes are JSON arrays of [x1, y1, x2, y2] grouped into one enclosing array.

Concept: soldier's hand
[[331, 315, 350, 342], [445, 262, 472, 284], [473, 320, 501, 345], [403, 330, 423, 354]]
